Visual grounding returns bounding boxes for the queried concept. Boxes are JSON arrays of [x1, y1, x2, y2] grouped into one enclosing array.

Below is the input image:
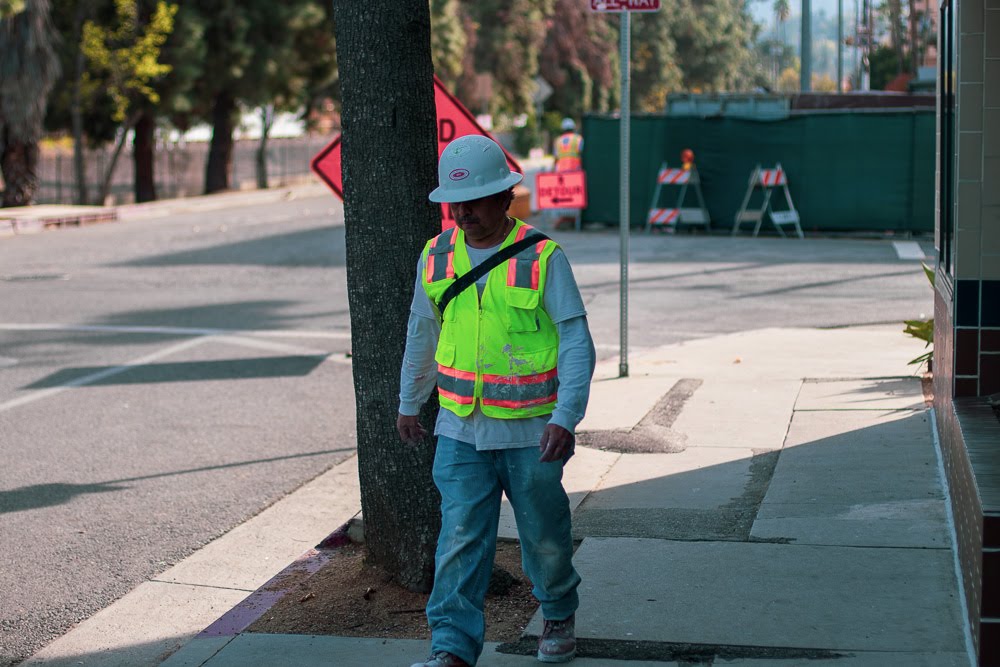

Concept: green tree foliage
[[0, 0, 25, 18], [539, 0, 617, 118], [0, 0, 60, 206], [465, 0, 553, 116], [868, 44, 905, 90], [671, 0, 762, 92], [630, 9, 683, 112], [180, 1, 337, 193], [78, 0, 176, 203], [81, 0, 176, 124], [430, 0, 467, 89]]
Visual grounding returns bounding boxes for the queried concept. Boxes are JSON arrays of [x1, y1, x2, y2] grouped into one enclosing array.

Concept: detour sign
[[536, 171, 587, 210]]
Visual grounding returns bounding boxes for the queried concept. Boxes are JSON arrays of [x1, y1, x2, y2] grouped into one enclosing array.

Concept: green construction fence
[[579, 111, 936, 233]]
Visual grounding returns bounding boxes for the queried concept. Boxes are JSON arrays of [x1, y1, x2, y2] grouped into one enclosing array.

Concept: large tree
[[183, 1, 337, 194], [80, 0, 176, 204], [671, 0, 762, 92], [466, 0, 553, 117], [539, 0, 617, 119], [0, 0, 60, 207], [331, 0, 442, 592]]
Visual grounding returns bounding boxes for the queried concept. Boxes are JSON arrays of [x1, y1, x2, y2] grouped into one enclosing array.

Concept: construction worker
[[399, 134, 596, 667], [553, 118, 583, 172], [552, 118, 584, 230]]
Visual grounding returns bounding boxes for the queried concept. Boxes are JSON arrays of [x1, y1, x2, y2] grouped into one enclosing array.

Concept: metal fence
[[34, 135, 332, 206]]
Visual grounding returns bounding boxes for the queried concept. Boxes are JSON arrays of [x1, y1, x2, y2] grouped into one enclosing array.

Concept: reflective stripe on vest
[[507, 224, 548, 289], [425, 227, 457, 283], [481, 367, 558, 409], [437, 364, 475, 405]]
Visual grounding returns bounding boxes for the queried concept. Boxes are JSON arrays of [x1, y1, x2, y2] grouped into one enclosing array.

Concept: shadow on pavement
[[24, 355, 329, 389], [0, 448, 354, 515], [111, 226, 346, 269]]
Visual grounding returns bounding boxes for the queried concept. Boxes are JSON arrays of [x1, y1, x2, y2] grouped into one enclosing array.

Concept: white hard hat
[[429, 135, 523, 203], [561, 117, 576, 131]]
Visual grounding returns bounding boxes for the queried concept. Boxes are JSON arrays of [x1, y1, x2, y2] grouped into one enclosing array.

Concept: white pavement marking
[[892, 240, 928, 260], [0, 323, 351, 340], [0, 336, 210, 413], [0, 355, 17, 367]]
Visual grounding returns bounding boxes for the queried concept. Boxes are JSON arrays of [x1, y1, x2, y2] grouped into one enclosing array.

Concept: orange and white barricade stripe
[[731, 162, 803, 239], [645, 162, 710, 234]]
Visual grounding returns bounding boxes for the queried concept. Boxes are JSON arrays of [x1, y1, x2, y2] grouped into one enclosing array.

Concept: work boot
[[409, 651, 470, 667], [537, 614, 576, 663]]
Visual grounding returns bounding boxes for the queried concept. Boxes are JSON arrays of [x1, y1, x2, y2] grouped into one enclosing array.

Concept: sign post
[[591, 0, 658, 378]]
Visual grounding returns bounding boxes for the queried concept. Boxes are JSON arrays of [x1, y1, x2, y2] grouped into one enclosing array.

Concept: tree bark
[[96, 114, 138, 205], [70, 1, 89, 205], [256, 105, 273, 190], [332, 0, 442, 593], [133, 111, 157, 203], [205, 92, 236, 194], [0, 130, 40, 207]]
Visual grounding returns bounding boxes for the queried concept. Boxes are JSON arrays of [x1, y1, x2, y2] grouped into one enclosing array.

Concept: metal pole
[[800, 0, 812, 91], [837, 0, 844, 92], [619, 10, 630, 379]]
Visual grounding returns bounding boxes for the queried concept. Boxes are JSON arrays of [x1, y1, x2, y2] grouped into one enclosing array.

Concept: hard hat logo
[[429, 135, 523, 204]]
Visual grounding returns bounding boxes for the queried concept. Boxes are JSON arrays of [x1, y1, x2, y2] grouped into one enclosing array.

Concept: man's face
[[450, 190, 512, 247]]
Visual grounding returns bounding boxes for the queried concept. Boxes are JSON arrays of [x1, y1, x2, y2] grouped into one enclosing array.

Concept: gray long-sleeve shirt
[[398, 244, 596, 450]]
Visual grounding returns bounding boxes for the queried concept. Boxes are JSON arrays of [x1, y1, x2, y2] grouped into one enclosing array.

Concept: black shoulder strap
[[435, 232, 549, 316]]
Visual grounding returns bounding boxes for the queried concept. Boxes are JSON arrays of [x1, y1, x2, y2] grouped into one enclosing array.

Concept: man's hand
[[397, 414, 428, 445], [539, 424, 574, 463]]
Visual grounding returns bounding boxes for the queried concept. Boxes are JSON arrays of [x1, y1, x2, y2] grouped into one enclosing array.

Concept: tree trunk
[[332, 0, 442, 593], [96, 115, 137, 205], [134, 111, 157, 202], [256, 105, 273, 190], [205, 92, 235, 194], [71, 1, 89, 205], [1, 130, 40, 207]]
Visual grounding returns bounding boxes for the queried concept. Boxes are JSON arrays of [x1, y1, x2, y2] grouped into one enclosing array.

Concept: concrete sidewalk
[[27, 326, 975, 666]]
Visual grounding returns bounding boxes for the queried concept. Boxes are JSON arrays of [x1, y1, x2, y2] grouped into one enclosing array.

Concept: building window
[[938, 0, 955, 277]]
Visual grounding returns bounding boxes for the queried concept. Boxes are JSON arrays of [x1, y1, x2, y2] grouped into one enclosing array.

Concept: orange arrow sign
[[536, 171, 587, 210], [311, 76, 522, 229]]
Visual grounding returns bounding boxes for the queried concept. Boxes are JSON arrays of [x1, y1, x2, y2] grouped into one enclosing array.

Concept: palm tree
[[0, 0, 60, 207], [774, 0, 791, 39]]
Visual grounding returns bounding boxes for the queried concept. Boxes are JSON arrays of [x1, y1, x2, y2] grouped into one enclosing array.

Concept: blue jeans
[[426, 436, 580, 665]]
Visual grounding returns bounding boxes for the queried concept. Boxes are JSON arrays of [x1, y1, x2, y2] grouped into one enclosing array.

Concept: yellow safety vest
[[554, 132, 583, 172], [421, 219, 560, 419]]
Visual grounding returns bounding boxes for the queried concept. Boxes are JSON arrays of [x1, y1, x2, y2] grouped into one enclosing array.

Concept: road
[[0, 185, 934, 665], [0, 188, 355, 666]]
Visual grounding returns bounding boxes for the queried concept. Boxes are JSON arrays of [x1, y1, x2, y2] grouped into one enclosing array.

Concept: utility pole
[[838, 0, 844, 92], [800, 0, 812, 91]]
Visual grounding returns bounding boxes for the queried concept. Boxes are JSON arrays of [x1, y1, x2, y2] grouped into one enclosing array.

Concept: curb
[[196, 513, 360, 639], [0, 208, 118, 236], [0, 181, 332, 239]]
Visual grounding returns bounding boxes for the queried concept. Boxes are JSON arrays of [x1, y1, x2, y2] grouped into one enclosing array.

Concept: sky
[[748, 0, 857, 26]]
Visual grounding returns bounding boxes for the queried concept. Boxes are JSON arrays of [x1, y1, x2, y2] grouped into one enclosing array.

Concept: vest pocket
[[435, 341, 456, 366], [506, 288, 540, 332]]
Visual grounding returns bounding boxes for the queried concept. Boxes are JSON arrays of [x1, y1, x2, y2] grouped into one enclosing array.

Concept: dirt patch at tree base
[[246, 540, 538, 643]]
